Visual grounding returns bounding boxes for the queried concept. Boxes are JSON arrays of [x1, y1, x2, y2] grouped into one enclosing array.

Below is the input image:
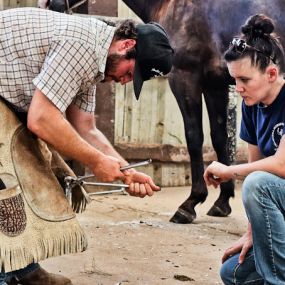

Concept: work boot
[[14, 266, 73, 285]]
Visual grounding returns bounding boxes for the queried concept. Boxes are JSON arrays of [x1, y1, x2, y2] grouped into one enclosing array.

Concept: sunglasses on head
[[230, 37, 276, 63]]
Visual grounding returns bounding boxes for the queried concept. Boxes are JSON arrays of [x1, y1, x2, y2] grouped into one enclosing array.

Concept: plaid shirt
[[0, 8, 115, 113]]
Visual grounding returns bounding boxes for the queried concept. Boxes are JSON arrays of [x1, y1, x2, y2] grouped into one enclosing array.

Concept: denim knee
[[220, 257, 236, 285], [242, 171, 271, 210], [220, 250, 263, 285]]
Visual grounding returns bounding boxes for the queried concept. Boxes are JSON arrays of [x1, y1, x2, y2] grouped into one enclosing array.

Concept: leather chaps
[[0, 99, 88, 272]]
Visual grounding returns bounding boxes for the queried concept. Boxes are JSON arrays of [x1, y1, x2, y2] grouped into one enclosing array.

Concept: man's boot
[[14, 266, 73, 285]]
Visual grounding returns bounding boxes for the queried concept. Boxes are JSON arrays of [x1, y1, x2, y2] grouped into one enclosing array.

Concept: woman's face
[[227, 57, 272, 106]]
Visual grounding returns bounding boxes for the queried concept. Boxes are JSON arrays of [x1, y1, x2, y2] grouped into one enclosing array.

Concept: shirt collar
[[98, 24, 116, 74]]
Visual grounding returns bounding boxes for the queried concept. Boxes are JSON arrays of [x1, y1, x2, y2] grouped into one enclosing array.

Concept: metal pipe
[[82, 182, 129, 188], [89, 188, 127, 196], [77, 159, 152, 181], [120, 159, 152, 171]]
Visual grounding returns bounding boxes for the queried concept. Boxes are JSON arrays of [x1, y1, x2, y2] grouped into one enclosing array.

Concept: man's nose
[[120, 77, 131, 85]]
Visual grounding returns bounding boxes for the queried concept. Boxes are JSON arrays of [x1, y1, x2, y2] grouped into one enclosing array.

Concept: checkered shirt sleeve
[[0, 8, 115, 113], [33, 40, 98, 113]]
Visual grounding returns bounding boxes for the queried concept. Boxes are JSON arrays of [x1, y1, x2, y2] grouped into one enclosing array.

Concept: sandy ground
[[42, 182, 247, 285]]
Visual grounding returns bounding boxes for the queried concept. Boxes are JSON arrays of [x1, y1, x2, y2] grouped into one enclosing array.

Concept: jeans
[[221, 171, 285, 285], [220, 248, 263, 284], [0, 263, 39, 285]]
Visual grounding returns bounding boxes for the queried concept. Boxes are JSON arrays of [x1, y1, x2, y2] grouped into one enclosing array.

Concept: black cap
[[134, 22, 174, 100]]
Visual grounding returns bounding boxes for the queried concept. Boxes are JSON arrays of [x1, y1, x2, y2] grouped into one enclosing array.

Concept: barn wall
[[88, 0, 117, 16], [0, 0, 37, 8]]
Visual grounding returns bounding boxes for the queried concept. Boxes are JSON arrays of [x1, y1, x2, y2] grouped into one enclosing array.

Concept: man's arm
[[27, 88, 125, 182], [66, 104, 128, 165], [65, 103, 160, 196]]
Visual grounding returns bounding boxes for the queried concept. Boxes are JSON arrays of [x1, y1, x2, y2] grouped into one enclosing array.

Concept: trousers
[[0, 263, 39, 285], [220, 171, 285, 285]]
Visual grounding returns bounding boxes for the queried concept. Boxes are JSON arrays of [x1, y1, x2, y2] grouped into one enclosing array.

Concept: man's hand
[[123, 170, 160, 198], [222, 225, 253, 264], [204, 161, 233, 188], [90, 155, 125, 182]]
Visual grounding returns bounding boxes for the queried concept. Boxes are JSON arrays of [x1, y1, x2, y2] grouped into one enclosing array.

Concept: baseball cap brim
[[133, 61, 144, 100], [133, 53, 173, 100]]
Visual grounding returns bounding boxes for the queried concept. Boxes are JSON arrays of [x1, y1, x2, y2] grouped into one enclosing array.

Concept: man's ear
[[118, 39, 136, 52], [267, 66, 278, 82]]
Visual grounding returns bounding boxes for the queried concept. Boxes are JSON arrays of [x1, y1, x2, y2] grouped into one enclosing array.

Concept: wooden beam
[[115, 143, 248, 163]]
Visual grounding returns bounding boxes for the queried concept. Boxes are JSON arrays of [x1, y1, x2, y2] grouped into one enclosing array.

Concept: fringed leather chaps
[[0, 99, 88, 272]]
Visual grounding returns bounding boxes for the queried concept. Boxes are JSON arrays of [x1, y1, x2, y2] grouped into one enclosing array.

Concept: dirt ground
[[42, 182, 247, 285]]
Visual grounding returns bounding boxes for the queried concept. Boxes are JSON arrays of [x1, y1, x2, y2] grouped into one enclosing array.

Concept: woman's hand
[[222, 225, 253, 264], [204, 161, 233, 188]]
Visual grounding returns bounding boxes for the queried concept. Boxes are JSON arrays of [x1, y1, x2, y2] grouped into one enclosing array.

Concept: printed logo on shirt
[[271, 122, 284, 150]]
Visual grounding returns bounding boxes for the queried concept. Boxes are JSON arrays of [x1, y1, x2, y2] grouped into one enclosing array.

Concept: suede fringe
[[0, 227, 88, 272]]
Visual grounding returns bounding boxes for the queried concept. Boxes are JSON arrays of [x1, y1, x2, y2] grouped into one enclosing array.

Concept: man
[[0, 7, 174, 285]]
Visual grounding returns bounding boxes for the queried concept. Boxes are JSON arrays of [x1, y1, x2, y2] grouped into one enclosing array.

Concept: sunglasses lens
[[229, 38, 275, 63], [231, 38, 246, 53]]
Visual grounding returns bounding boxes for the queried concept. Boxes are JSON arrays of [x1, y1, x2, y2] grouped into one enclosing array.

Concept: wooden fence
[[0, 0, 36, 9]]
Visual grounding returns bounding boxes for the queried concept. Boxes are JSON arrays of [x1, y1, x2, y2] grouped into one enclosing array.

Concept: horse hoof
[[207, 205, 231, 217], [170, 208, 196, 224]]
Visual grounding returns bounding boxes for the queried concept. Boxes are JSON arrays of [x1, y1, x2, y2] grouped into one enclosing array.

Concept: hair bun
[[241, 14, 274, 38]]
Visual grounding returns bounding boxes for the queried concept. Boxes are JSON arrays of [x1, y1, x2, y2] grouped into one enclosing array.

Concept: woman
[[204, 14, 285, 284]]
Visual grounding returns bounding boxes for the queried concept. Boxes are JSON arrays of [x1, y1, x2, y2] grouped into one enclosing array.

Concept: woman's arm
[[204, 136, 285, 187]]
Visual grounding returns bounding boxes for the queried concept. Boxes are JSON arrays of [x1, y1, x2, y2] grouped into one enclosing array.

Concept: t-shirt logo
[[271, 122, 284, 150]]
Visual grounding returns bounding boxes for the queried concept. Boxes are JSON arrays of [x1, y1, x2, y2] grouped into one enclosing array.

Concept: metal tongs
[[64, 159, 152, 203]]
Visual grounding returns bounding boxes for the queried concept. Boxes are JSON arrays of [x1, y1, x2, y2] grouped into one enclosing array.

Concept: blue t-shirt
[[240, 84, 285, 157]]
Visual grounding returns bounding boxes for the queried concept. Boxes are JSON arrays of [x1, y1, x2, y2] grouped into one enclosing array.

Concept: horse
[[120, 0, 285, 224], [37, 0, 88, 14], [41, 0, 285, 224]]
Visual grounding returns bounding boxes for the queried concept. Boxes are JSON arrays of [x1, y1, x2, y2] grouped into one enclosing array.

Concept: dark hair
[[224, 14, 285, 72], [114, 19, 138, 40], [112, 19, 138, 59]]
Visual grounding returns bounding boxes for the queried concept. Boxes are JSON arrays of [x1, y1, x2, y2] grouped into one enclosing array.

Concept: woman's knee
[[220, 262, 234, 284], [242, 171, 270, 208], [220, 249, 260, 285], [220, 254, 239, 285]]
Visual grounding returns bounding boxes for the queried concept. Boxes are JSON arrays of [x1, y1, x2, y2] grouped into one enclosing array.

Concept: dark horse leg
[[203, 85, 235, 217], [168, 68, 208, 224], [49, 0, 88, 13]]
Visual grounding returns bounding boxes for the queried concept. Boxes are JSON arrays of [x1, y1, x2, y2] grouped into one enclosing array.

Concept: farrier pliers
[[64, 159, 152, 202]]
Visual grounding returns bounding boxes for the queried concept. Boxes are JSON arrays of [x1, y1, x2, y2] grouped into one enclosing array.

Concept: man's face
[[103, 53, 135, 85]]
